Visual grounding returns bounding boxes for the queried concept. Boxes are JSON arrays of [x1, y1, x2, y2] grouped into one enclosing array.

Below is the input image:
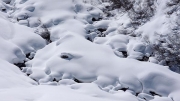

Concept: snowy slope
[[0, 11, 45, 63], [0, 0, 180, 101]]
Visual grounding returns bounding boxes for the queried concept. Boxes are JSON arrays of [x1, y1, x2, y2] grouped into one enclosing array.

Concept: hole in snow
[[60, 53, 74, 60], [2, 9, 6, 12], [92, 17, 102, 22], [121, 51, 128, 57], [61, 55, 69, 59]]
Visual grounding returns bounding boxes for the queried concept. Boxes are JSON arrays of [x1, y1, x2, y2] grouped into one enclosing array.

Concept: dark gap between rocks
[[121, 51, 128, 57], [14, 62, 26, 70], [92, 17, 102, 22], [119, 87, 129, 92]]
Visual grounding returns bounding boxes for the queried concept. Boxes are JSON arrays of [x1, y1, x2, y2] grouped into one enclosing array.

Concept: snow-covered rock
[[0, 0, 180, 101]]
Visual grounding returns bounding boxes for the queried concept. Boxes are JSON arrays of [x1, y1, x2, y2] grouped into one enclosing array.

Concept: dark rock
[[138, 56, 149, 61]]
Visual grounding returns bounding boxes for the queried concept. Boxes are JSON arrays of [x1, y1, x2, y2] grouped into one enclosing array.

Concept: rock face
[[0, 0, 180, 101]]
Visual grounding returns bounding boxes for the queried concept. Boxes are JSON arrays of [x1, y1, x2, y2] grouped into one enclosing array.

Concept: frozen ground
[[0, 0, 180, 101]]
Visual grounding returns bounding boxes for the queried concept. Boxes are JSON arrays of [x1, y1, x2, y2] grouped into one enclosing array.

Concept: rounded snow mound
[[26, 33, 180, 101], [0, 12, 46, 63]]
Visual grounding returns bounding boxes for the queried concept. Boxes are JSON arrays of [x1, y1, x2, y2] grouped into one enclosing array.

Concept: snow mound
[[0, 84, 139, 101], [0, 59, 36, 89], [0, 0, 180, 101], [0, 12, 45, 63], [11, 0, 103, 41], [26, 33, 180, 101]]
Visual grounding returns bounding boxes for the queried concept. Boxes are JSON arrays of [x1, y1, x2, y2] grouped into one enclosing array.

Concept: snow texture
[[0, 0, 180, 101]]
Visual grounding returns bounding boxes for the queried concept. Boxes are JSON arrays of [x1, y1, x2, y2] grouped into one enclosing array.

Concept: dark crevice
[[26, 53, 31, 58], [97, 33, 106, 37], [26, 53, 34, 60], [2, 9, 6, 12], [14, 62, 26, 70], [92, 18, 97, 21], [96, 30, 106, 37], [129, 33, 136, 37], [73, 78, 83, 83], [136, 92, 139, 96], [143, 56, 149, 61], [86, 36, 93, 42], [119, 87, 129, 92], [149, 91, 162, 97], [121, 51, 128, 57], [27, 74, 30, 76], [40, 31, 52, 43], [53, 78, 58, 82], [17, 14, 29, 22], [60, 53, 73, 60], [92, 17, 102, 22], [61, 55, 69, 59], [32, 78, 38, 83], [39, 24, 52, 44], [166, 61, 170, 66], [138, 56, 149, 61], [97, 28, 107, 33]]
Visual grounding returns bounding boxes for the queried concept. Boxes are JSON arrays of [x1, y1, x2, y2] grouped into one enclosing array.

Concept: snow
[[26, 33, 180, 100], [0, 84, 140, 101], [0, 59, 36, 89], [0, 12, 45, 63], [136, 0, 175, 42], [0, 0, 180, 101]]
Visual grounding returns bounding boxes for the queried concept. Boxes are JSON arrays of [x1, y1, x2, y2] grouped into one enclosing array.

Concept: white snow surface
[[0, 11, 45, 63], [0, 0, 180, 101]]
